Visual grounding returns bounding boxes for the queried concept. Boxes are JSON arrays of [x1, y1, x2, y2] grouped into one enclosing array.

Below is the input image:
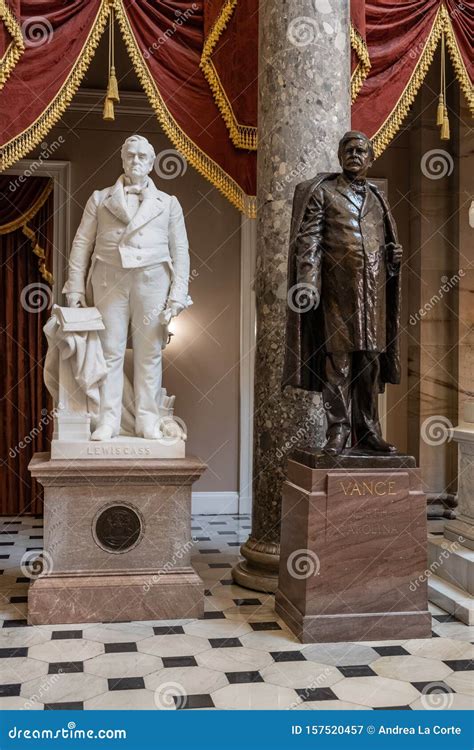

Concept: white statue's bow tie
[[124, 185, 144, 196]]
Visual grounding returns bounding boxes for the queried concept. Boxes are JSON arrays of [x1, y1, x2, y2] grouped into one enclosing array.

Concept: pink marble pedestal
[[275, 451, 431, 643], [27, 453, 206, 625]]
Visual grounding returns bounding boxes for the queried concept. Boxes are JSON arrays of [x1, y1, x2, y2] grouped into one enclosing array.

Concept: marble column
[[232, 0, 350, 592]]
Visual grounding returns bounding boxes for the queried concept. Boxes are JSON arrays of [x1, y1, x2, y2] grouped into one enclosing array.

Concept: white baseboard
[[191, 492, 239, 515]]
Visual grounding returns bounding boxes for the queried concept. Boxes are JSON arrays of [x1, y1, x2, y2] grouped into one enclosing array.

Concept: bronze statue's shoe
[[322, 431, 349, 455], [358, 433, 396, 453]]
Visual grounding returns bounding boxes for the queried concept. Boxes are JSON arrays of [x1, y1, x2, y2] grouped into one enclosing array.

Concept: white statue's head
[[121, 135, 156, 182]]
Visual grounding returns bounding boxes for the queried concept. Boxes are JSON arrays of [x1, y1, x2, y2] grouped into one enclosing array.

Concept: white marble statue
[[62, 134, 191, 441]]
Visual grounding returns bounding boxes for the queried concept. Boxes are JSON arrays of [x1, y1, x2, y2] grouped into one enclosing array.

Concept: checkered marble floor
[[0, 515, 473, 711]]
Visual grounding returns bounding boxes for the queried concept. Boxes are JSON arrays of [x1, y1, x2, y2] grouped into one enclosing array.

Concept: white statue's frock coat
[[63, 175, 190, 435]]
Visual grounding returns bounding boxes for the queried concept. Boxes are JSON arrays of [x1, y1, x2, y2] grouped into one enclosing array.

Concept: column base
[[232, 537, 280, 593], [28, 569, 204, 625]]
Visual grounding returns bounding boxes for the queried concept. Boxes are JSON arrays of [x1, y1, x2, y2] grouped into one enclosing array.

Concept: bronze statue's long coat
[[282, 173, 401, 392]]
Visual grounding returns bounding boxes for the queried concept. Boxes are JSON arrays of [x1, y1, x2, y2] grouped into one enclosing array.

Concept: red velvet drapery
[[0, 175, 54, 516], [0, 1, 472, 214]]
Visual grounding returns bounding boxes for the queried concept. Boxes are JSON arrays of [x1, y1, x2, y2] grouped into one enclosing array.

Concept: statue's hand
[[66, 292, 86, 308], [168, 300, 185, 318], [387, 242, 402, 265]]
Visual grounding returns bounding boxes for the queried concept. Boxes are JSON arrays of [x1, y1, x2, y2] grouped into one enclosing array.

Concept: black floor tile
[[444, 660, 473, 671], [0, 647, 28, 658], [0, 543, 14, 547], [373, 645, 409, 656], [0, 555, 10, 559], [108, 677, 145, 691], [202, 611, 226, 619], [193, 537, 211, 542], [3, 619, 27, 628], [153, 626, 185, 635], [412, 681, 455, 694], [225, 671, 263, 684], [209, 638, 242, 648], [16, 577, 29, 584], [208, 563, 232, 569], [249, 622, 281, 631], [0, 684, 21, 697], [45, 702, 84, 710], [199, 549, 220, 554], [373, 705, 411, 710], [270, 651, 306, 662], [227, 542, 241, 547], [234, 598, 261, 606], [51, 630, 83, 640], [162, 656, 197, 668], [217, 532, 237, 536], [104, 642, 138, 653], [10, 596, 27, 603], [48, 662, 84, 674], [208, 522, 227, 526], [175, 694, 214, 710], [296, 687, 338, 702], [433, 614, 458, 623], [219, 579, 233, 585], [338, 665, 377, 678]]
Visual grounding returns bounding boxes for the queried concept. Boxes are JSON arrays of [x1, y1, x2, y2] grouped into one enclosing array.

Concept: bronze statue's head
[[338, 131, 374, 179]]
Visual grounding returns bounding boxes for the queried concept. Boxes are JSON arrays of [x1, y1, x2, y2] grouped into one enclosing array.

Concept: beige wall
[[31, 97, 241, 493]]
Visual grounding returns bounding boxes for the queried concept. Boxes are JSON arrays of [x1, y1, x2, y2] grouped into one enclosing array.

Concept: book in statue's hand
[[53, 304, 105, 332]]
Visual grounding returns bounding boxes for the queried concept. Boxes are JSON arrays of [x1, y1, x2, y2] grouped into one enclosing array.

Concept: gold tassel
[[440, 106, 450, 140], [107, 64, 120, 102], [103, 96, 115, 121], [103, 4, 119, 121], [436, 93, 444, 126]]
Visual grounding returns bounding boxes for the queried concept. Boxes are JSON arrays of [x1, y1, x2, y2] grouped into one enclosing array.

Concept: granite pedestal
[[27, 453, 206, 625], [275, 449, 431, 643]]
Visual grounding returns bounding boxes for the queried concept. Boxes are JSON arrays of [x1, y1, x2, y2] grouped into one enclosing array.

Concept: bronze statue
[[283, 131, 402, 455]]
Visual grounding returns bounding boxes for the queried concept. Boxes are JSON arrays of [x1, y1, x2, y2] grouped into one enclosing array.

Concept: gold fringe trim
[[350, 24, 370, 102], [199, 0, 257, 150], [112, 0, 256, 217], [0, 180, 54, 284], [442, 5, 474, 115], [0, 0, 110, 172], [372, 4, 474, 158], [0, 0, 25, 89]]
